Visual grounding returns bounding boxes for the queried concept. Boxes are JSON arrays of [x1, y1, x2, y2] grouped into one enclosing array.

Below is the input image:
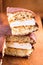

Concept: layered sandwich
[[7, 7, 38, 35], [5, 33, 36, 57], [4, 7, 38, 57]]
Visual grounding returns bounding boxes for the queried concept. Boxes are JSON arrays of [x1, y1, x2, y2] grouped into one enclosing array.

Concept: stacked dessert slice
[[5, 7, 38, 57]]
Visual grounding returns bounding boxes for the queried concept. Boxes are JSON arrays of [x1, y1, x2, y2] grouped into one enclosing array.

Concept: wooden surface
[[0, 13, 43, 65]]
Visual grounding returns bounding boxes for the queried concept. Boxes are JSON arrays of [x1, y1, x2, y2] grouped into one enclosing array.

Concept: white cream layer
[[7, 43, 32, 49], [9, 19, 35, 28]]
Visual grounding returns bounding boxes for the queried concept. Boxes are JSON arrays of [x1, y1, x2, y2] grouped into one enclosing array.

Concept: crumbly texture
[[11, 25, 38, 35], [5, 35, 33, 57], [5, 47, 33, 57], [6, 35, 35, 44], [7, 11, 38, 35], [7, 12, 34, 22]]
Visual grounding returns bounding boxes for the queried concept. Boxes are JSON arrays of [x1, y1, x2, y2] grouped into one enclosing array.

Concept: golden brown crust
[[6, 35, 35, 43], [5, 47, 33, 57], [11, 25, 38, 35]]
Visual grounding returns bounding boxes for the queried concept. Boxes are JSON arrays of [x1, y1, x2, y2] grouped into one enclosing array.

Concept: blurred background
[[0, 0, 43, 25]]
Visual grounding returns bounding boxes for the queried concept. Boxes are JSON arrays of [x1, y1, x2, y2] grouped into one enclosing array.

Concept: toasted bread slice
[[5, 47, 33, 57]]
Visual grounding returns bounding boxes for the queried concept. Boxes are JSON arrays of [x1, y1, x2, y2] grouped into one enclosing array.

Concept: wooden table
[[0, 13, 43, 65]]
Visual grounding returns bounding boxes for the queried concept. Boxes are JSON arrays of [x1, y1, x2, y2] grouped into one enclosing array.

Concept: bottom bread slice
[[11, 25, 38, 35], [5, 47, 33, 57]]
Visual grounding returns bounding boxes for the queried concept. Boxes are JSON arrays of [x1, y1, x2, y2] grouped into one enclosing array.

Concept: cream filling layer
[[6, 43, 32, 49], [9, 19, 35, 27]]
